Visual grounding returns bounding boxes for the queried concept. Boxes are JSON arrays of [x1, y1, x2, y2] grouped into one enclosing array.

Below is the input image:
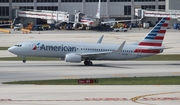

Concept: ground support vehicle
[[113, 27, 128, 32]]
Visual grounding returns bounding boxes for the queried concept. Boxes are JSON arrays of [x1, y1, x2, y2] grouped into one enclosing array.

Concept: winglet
[[97, 35, 104, 43], [114, 41, 126, 52]]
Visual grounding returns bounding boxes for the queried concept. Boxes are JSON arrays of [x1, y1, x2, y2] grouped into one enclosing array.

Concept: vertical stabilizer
[[96, 0, 101, 19], [138, 17, 170, 47]]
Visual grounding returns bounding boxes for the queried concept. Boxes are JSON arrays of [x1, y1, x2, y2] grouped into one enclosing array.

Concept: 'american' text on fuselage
[[40, 44, 76, 52]]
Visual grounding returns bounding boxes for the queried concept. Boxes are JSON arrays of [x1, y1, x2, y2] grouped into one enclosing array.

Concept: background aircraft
[[8, 17, 170, 66], [72, 0, 101, 29], [75, 0, 141, 29]]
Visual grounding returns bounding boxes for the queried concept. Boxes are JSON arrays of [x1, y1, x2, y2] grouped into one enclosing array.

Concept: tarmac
[[0, 61, 180, 105], [0, 28, 180, 57], [0, 85, 180, 105], [0, 28, 180, 105], [0, 61, 180, 82]]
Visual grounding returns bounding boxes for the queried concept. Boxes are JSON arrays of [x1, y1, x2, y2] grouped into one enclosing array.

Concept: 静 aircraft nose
[[8, 47, 14, 53]]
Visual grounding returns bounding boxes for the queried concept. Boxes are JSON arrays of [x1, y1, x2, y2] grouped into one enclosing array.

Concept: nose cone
[[8, 46, 15, 53], [8, 46, 25, 56], [8, 47, 12, 52]]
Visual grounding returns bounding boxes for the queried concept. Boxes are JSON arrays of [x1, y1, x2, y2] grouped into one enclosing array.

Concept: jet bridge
[[15, 9, 87, 30], [16, 9, 70, 24], [135, 8, 180, 21]]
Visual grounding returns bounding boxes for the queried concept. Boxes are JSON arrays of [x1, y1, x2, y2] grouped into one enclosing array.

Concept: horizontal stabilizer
[[138, 46, 172, 50]]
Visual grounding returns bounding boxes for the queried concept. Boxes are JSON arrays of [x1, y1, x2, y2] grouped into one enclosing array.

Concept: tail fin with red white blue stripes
[[138, 17, 170, 47]]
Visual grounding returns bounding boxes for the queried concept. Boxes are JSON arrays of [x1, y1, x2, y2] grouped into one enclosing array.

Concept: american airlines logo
[[39, 44, 76, 52], [32, 42, 40, 50]]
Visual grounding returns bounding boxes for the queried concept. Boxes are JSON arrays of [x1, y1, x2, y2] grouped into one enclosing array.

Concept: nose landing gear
[[22, 58, 26, 63]]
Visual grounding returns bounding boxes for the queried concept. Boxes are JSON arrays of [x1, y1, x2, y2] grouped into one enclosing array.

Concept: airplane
[[74, 0, 141, 29], [59, 0, 140, 30], [72, 0, 101, 29], [56, 0, 101, 30], [8, 17, 170, 66]]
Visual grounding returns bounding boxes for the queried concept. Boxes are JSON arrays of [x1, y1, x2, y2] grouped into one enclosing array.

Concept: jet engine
[[65, 53, 81, 63]]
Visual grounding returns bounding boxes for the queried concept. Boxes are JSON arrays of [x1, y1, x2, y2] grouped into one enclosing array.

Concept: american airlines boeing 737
[[8, 17, 170, 66]]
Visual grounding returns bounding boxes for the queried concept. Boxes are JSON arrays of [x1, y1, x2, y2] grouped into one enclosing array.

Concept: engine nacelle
[[65, 53, 81, 63]]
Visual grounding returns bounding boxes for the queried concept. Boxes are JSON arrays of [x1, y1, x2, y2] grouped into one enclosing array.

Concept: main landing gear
[[84, 60, 93, 66]]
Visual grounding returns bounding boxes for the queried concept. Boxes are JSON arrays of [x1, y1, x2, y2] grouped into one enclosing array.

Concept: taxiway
[[0, 28, 180, 105], [0, 85, 180, 105], [0, 61, 179, 82]]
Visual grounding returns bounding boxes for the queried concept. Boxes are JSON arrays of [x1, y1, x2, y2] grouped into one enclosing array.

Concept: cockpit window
[[15, 44, 22, 47]]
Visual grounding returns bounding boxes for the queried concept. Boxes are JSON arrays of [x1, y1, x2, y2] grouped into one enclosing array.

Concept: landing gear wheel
[[84, 60, 88, 65], [88, 61, 93, 66], [22, 59, 26, 63], [84, 60, 93, 66]]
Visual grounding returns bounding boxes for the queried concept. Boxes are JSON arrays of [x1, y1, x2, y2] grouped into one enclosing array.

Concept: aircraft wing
[[101, 19, 141, 24], [80, 41, 126, 58], [80, 51, 113, 58]]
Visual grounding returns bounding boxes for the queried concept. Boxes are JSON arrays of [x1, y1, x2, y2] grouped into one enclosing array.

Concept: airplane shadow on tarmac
[[69, 64, 132, 69], [3, 61, 180, 69], [28, 64, 132, 69], [3, 63, 131, 69]]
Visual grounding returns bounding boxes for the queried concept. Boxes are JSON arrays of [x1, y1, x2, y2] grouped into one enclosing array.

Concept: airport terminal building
[[0, 0, 167, 21], [0, 0, 180, 28]]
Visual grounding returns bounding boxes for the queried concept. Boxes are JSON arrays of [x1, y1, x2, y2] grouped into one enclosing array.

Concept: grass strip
[[0, 54, 180, 61], [0, 47, 9, 50], [135, 54, 180, 61], [3, 76, 180, 85]]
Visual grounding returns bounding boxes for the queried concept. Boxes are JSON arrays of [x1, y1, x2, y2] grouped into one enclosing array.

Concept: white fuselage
[[8, 41, 163, 61]]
